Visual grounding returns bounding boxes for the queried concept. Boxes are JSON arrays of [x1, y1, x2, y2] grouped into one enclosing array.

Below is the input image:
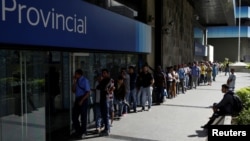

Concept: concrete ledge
[[205, 116, 232, 141], [211, 116, 232, 125]]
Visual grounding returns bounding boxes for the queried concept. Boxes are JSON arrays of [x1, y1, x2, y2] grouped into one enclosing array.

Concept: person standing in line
[[227, 68, 236, 91], [166, 66, 173, 98], [114, 75, 127, 117], [190, 62, 200, 89], [141, 65, 154, 111], [135, 68, 143, 106], [212, 63, 217, 81], [120, 67, 130, 115], [128, 66, 138, 112], [184, 63, 190, 91], [97, 69, 115, 136], [153, 65, 166, 104], [71, 69, 91, 139], [200, 62, 207, 85], [206, 64, 213, 86], [178, 64, 186, 94], [92, 74, 103, 134]]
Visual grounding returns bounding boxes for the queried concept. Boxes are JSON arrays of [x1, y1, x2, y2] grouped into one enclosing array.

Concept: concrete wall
[[162, 0, 195, 68], [146, 0, 155, 68], [208, 38, 250, 63]]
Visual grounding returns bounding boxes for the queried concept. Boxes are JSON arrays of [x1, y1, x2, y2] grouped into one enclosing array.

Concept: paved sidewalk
[[81, 72, 250, 141]]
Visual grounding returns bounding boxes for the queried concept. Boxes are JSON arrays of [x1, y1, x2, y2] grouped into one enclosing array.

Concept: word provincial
[[1, 0, 87, 35], [212, 129, 247, 137]]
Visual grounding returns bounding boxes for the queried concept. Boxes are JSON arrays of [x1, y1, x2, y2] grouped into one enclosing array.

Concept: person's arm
[[72, 78, 77, 93], [79, 91, 90, 106], [213, 94, 231, 112], [227, 76, 233, 84]]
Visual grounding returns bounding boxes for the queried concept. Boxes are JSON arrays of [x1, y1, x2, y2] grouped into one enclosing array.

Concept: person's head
[[128, 66, 135, 73], [230, 68, 235, 74], [74, 69, 83, 79], [101, 69, 110, 78], [96, 73, 102, 82], [221, 84, 229, 93], [157, 65, 162, 72], [117, 75, 124, 84], [142, 65, 149, 73]]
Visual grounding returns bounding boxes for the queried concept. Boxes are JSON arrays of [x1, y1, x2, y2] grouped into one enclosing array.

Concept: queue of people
[[70, 60, 234, 139]]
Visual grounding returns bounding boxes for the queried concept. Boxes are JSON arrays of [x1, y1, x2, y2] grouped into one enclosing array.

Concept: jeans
[[100, 99, 110, 132], [123, 92, 130, 113], [117, 100, 125, 116], [130, 88, 137, 110], [72, 97, 88, 135], [185, 75, 189, 89], [155, 86, 164, 103], [141, 86, 153, 109], [95, 103, 102, 128], [137, 87, 142, 106], [191, 76, 198, 89]]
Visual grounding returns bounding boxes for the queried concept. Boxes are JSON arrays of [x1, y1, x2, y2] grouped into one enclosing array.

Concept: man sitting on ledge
[[201, 84, 234, 129]]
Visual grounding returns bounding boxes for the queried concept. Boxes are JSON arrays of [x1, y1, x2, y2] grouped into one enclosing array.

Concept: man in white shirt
[[227, 68, 236, 91]]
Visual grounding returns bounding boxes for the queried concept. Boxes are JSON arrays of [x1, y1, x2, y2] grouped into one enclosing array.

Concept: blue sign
[[0, 0, 151, 53], [207, 26, 249, 38], [194, 42, 206, 56]]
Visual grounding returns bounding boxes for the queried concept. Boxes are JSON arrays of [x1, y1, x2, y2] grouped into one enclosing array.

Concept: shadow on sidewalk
[[187, 129, 207, 138]]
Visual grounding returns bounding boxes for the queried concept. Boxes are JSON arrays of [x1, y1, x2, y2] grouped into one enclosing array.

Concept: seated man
[[201, 84, 234, 129]]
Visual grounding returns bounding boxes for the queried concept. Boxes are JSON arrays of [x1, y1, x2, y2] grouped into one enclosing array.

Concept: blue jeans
[[95, 103, 102, 128], [130, 88, 137, 111], [141, 86, 153, 109], [137, 87, 142, 106], [123, 92, 130, 113], [100, 99, 110, 132], [117, 100, 125, 116]]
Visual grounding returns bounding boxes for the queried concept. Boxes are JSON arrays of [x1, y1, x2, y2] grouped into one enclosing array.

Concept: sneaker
[[141, 107, 145, 112], [100, 130, 109, 136], [96, 128, 101, 134], [201, 125, 208, 129], [70, 132, 85, 139]]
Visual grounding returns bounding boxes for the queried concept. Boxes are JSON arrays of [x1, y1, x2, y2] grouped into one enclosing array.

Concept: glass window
[[0, 50, 46, 141]]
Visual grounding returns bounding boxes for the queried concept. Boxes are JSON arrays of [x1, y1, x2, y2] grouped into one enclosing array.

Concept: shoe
[[201, 125, 208, 129], [141, 107, 145, 112], [99, 130, 109, 136], [70, 132, 84, 139], [96, 128, 101, 134]]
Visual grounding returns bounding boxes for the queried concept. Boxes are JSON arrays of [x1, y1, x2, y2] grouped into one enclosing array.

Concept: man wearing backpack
[[201, 84, 234, 129]]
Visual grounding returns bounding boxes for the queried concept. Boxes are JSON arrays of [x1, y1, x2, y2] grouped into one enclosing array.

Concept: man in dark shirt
[[141, 65, 154, 111], [97, 69, 115, 136], [201, 84, 234, 129], [128, 66, 137, 112], [154, 66, 166, 104]]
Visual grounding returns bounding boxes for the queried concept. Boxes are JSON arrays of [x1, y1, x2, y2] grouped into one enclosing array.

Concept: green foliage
[[246, 64, 250, 70], [235, 108, 250, 125], [235, 87, 250, 125]]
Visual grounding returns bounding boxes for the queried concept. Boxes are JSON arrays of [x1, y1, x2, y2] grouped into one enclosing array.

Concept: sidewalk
[[81, 72, 250, 141]]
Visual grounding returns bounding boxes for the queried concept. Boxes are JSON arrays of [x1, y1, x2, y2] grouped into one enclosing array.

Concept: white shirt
[[227, 73, 236, 89]]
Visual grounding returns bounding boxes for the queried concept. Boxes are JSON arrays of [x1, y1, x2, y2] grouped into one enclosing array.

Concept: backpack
[[231, 94, 243, 116]]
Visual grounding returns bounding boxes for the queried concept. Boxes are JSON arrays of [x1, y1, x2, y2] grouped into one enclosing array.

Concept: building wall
[[162, 0, 195, 68], [208, 38, 250, 63], [146, 0, 155, 69]]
